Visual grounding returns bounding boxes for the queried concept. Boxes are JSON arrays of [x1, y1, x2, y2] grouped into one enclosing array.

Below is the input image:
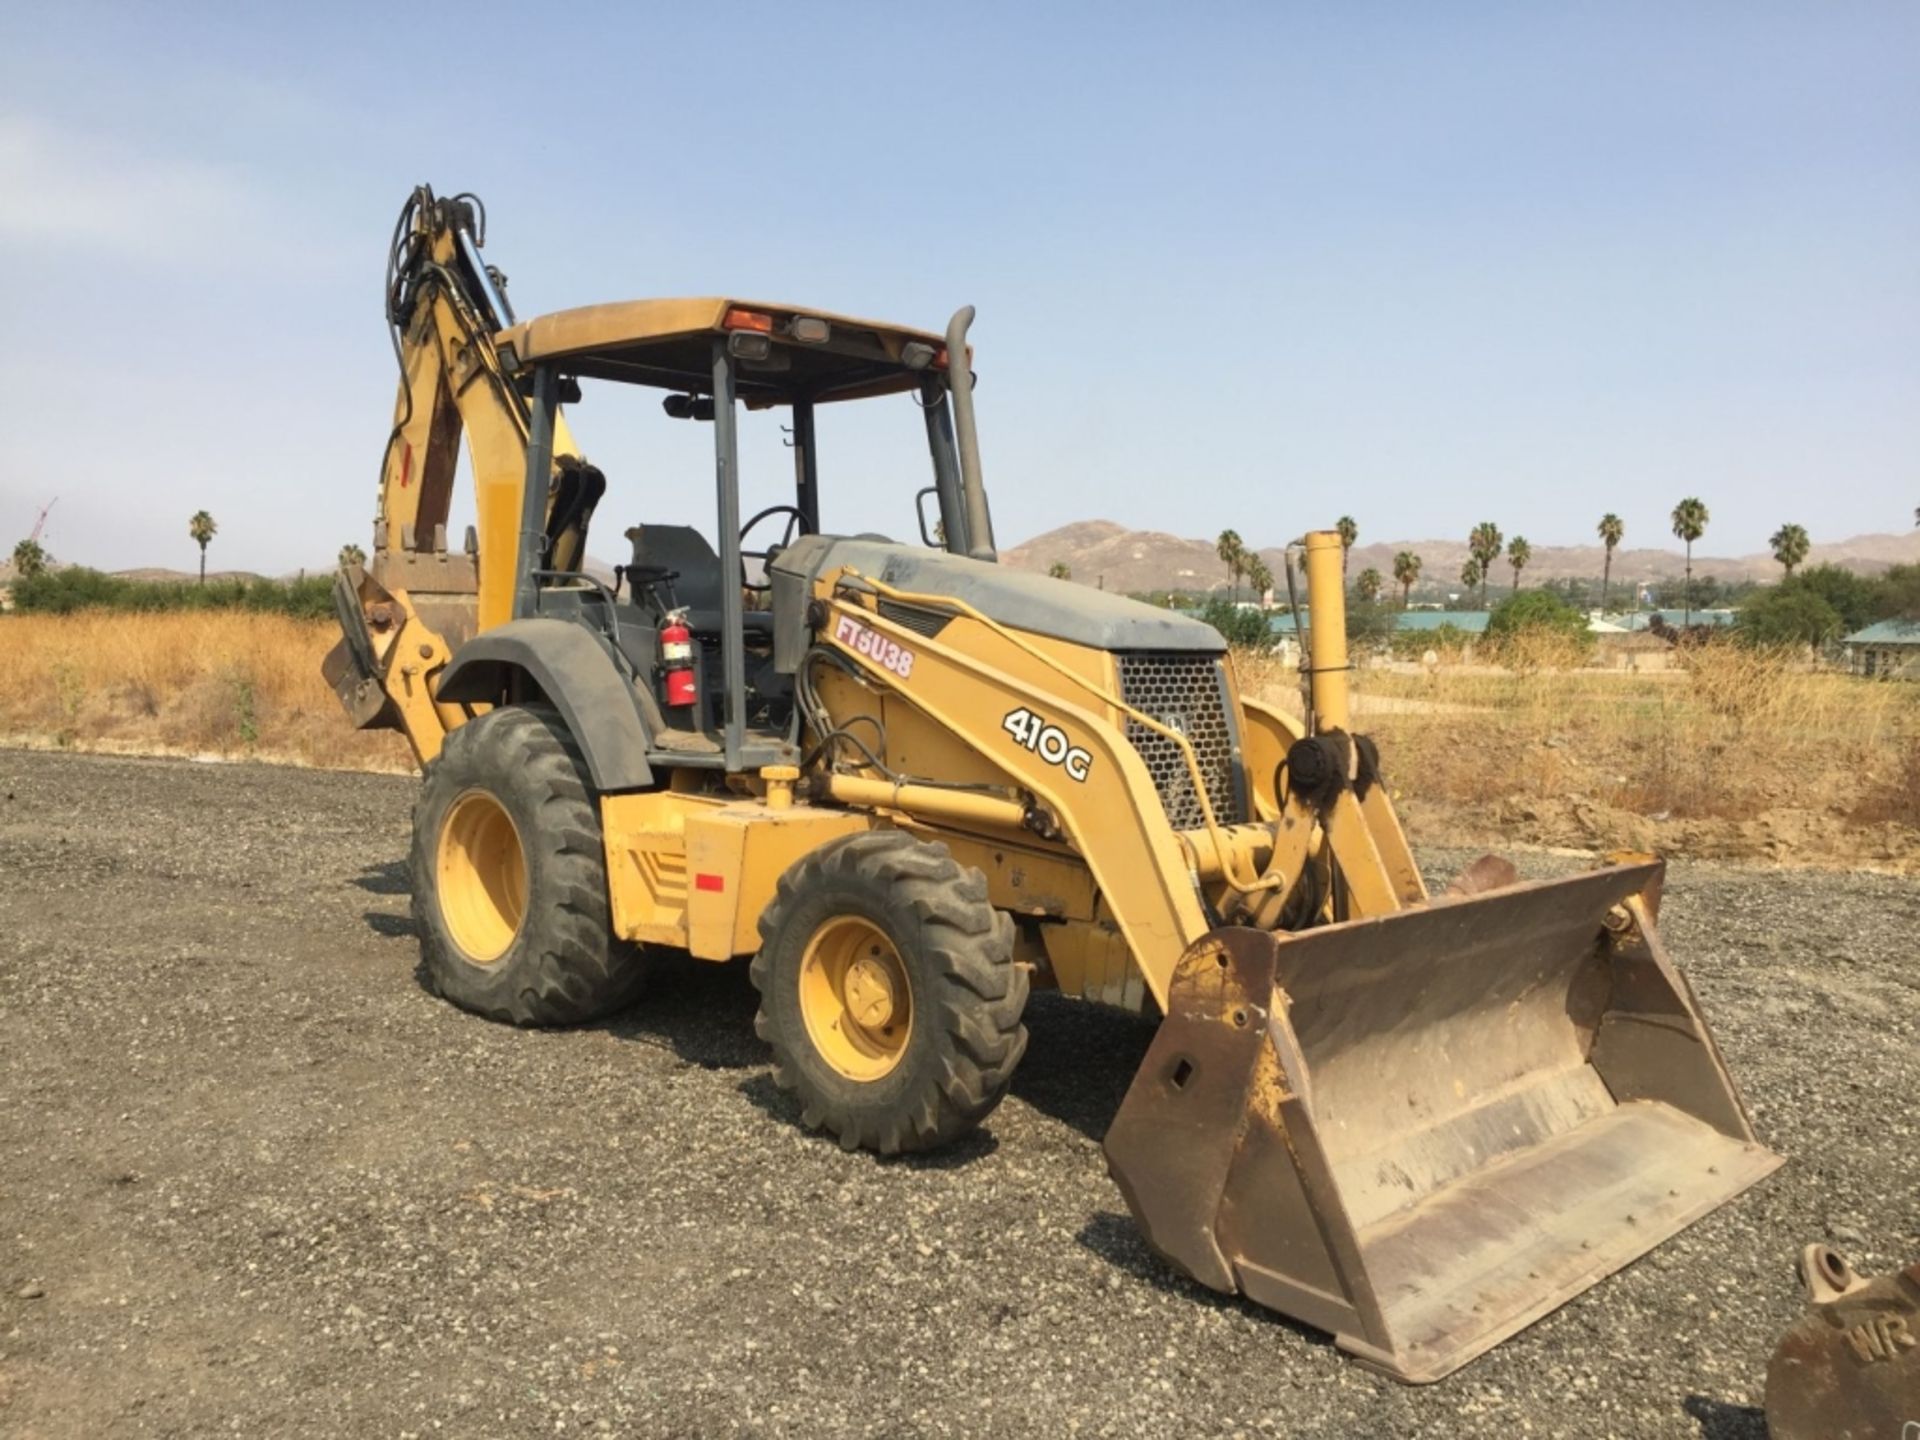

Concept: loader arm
[[809, 585, 1213, 1006], [803, 559, 1433, 1005]]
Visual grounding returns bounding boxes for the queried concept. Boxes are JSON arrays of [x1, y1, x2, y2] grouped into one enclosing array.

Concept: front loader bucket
[[1103, 860, 1782, 1383]]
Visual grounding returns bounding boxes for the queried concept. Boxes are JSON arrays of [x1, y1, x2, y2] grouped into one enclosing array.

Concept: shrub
[[1875, 563, 1920, 622], [1789, 564, 1879, 633], [9, 567, 334, 620], [1387, 622, 1472, 660], [1486, 589, 1590, 647], [1736, 583, 1844, 649], [1198, 599, 1276, 652], [1346, 597, 1397, 649]]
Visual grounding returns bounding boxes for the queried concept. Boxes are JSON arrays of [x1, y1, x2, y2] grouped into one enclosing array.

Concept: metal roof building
[[1392, 611, 1490, 634], [1844, 619, 1920, 679], [1602, 609, 1738, 631], [1253, 610, 1492, 636]]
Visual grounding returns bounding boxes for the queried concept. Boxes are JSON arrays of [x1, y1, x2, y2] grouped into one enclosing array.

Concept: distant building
[[1254, 611, 1492, 635], [1592, 628, 1676, 672], [1393, 611, 1490, 635], [1844, 620, 1920, 679], [1601, 608, 1738, 632], [1221, 607, 1701, 672]]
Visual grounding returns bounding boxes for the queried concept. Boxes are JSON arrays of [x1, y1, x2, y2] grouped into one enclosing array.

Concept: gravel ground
[[0, 748, 1915, 1439]]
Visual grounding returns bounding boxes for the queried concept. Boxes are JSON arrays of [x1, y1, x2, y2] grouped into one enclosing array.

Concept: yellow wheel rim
[[798, 915, 912, 1081], [435, 789, 528, 964]]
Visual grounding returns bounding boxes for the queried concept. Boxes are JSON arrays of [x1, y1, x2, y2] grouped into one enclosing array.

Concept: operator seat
[[626, 525, 771, 635]]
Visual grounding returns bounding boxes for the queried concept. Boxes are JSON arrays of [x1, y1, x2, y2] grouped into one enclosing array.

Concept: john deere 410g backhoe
[[328, 185, 1781, 1383]]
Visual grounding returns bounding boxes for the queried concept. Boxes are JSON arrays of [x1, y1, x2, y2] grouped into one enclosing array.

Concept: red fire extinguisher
[[660, 610, 697, 708]]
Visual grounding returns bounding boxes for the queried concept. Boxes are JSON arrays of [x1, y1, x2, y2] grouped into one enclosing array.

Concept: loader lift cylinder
[[1302, 529, 1351, 734]]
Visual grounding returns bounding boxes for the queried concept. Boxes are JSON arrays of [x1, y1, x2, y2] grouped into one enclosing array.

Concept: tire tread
[[411, 705, 641, 1026], [750, 831, 1027, 1154]]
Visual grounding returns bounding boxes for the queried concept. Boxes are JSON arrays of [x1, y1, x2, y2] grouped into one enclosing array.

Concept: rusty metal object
[[1444, 853, 1519, 897], [1765, 1245, 1920, 1439], [1103, 858, 1783, 1384]]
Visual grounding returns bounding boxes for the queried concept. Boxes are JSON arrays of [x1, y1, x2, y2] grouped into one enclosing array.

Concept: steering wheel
[[739, 504, 811, 585]]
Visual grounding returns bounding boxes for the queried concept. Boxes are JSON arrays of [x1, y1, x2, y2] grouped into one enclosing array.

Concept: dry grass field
[[0, 613, 410, 772], [1241, 636, 1920, 869], [2, 612, 1915, 869]]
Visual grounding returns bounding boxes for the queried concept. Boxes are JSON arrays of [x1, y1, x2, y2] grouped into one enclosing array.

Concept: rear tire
[[411, 704, 643, 1025], [751, 831, 1028, 1154]]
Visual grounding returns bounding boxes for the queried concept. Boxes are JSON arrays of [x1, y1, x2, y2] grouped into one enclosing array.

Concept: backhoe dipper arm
[[374, 185, 584, 632]]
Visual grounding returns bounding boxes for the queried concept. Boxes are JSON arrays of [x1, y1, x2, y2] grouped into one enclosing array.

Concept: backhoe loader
[[328, 185, 1782, 1383]]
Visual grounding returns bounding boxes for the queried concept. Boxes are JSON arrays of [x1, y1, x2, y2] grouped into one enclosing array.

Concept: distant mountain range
[[7, 524, 1914, 597], [999, 520, 1920, 595]]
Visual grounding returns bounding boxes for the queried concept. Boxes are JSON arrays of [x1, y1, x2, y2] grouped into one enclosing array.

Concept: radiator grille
[[876, 599, 953, 638], [1116, 653, 1242, 831]]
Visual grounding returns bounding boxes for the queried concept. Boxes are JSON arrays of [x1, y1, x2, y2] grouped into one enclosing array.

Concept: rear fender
[[437, 618, 656, 793]]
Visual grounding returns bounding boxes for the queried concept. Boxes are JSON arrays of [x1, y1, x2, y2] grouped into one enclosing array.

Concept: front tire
[[751, 831, 1028, 1154], [411, 704, 642, 1025]]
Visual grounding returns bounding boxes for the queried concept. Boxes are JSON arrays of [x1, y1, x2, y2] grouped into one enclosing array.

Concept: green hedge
[[1486, 589, 1592, 647], [8, 567, 335, 620], [1197, 598, 1278, 652]]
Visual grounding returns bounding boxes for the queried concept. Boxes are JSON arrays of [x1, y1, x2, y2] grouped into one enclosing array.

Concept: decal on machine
[[834, 614, 915, 678], [1002, 708, 1094, 782]]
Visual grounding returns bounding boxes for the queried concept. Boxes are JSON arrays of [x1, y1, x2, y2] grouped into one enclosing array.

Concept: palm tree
[[11, 537, 48, 579], [1597, 513, 1624, 613], [1506, 535, 1531, 594], [1670, 497, 1709, 627], [1244, 555, 1273, 608], [1392, 550, 1422, 608], [1046, 560, 1071, 581], [1355, 567, 1384, 604], [339, 542, 368, 572], [1768, 523, 1809, 578], [1335, 515, 1358, 575], [188, 510, 218, 584], [1216, 528, 1244, 601], [1459, 557, 1482, 599], [1468, 521, 1503, 608]]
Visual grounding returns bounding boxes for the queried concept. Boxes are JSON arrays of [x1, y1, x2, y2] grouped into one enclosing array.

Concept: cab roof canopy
[[495, 298, 948, 408]]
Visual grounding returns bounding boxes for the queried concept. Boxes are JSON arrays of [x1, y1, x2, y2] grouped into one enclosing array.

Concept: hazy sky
[[1, 1, 1914, 575]]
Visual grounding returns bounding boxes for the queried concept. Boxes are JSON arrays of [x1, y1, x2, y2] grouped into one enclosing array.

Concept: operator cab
[[492, 298, 996, 772]]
